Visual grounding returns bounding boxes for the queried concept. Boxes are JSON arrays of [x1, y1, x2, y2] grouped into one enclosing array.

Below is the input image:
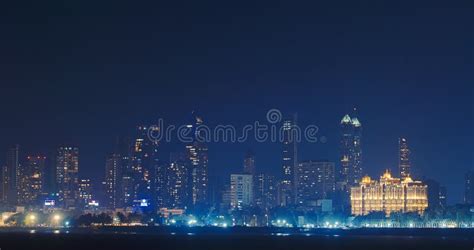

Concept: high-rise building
[[56, 147, 79, 208], [254, 173, 277, 210], [78, 179, 93, 206], [339, 111, 363, 187], [295, 161, 335, 207], [0, 165, 7, 203], [113, 136, 132, 208], [465, 170, 474, 205], [105, 153, 122, 209], [230, 174, 253, 209], [164, 153, 188, 209], [130, 126, 160, 207], [399, 137, 411, 178], [243, 150, 256, 175], [351, 170, 428, 216], [439, 185, 447, 208], [18, 155, 45, 206], [5, 145, 20, 205], [185, 112, 208, 206], [280, 114, 298, 206], [424, 178, 447, 209]]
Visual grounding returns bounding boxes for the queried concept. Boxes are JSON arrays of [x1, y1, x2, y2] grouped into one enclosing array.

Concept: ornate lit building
[[351, 170, 428, 216]]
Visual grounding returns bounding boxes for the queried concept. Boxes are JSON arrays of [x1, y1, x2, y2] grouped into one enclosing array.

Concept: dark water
[[0, 227, 473, 250]]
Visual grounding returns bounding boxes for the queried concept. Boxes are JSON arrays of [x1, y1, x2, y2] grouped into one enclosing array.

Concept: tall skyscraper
[[18, 155, 45, 206], [280, 113, 298, 206], [186, 112, 209, 206], [130, 126, 160, 207], [0, 165, 7, 203], [56, 147, 79, 209], [105, 153, 122, 209], [339, 111, 363, 187], [465, 170, 474, 205], [295, 161, 335, 207], [5, 145, 20, 205], [254, 173, 277, 210], [243, 150, 256, 175], [164, 153, 188, 209], [230, 174, 253, 209], [399, 137, 411, 178]]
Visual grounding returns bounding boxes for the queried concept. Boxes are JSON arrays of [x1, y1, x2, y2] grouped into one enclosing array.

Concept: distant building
[[78, 179, 93, 207], [465, 170, 474, 205], [439, 186, 447, 208], [185, 112, 209, 206], [105, 153, 122, 209], [339, 111, 363, 188], [243, 150, 256, 175], [254, 173, 277, 210], [4, 145, 20, 205], [280, 114, 298, 206], [130, 126, 159, 207], [399, 137, 411, 178], [295, 161, 335, 207], [18, 155, 46, 206], [56, 147, 79, 208], [351, 170, 428, 216], [424, 178, 447, 209], [0, 165, 7, 203], [164, 153, 188, 209], [230, 174, 253, 209]]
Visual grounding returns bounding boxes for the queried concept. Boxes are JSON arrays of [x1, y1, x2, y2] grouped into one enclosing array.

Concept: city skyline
[[0, 109, 471, 209], [0, 108, 471, 206]]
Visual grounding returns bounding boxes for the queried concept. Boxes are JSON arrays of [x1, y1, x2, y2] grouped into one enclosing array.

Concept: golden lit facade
[[351, 170, 428, 216]]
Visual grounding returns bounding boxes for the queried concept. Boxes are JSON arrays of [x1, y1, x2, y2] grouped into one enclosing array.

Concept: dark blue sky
[[0, 0, 472, 204]]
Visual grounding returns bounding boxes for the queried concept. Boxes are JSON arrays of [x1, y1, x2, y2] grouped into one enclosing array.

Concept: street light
[[26, 213, 37, 226], [52, 214, 62, 226]]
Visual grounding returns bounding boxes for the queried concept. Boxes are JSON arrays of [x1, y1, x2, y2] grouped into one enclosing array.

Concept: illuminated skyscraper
[[399, 137, 411, 178], [279, 113, 298, 206], [165, 153, 188, 209], [0, 165, 7, 203], [78, 179, 93, 206], [352, 115, 363, 184], [4, 145, 20, 205], [105, 153, 122, 209], [56, 147, 79, 208], [295, 161, 335, 207], [130, 126, 160, 207], [185, 112, 208, 206], [339, 111, 363, 187], [18, 155, 45, 206]]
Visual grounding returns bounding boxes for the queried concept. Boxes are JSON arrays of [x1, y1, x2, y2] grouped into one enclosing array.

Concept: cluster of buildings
[[0, 110, 473, 227]]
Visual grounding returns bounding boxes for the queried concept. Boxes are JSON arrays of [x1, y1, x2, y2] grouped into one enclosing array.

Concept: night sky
[[0, 1, 472, 204]]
